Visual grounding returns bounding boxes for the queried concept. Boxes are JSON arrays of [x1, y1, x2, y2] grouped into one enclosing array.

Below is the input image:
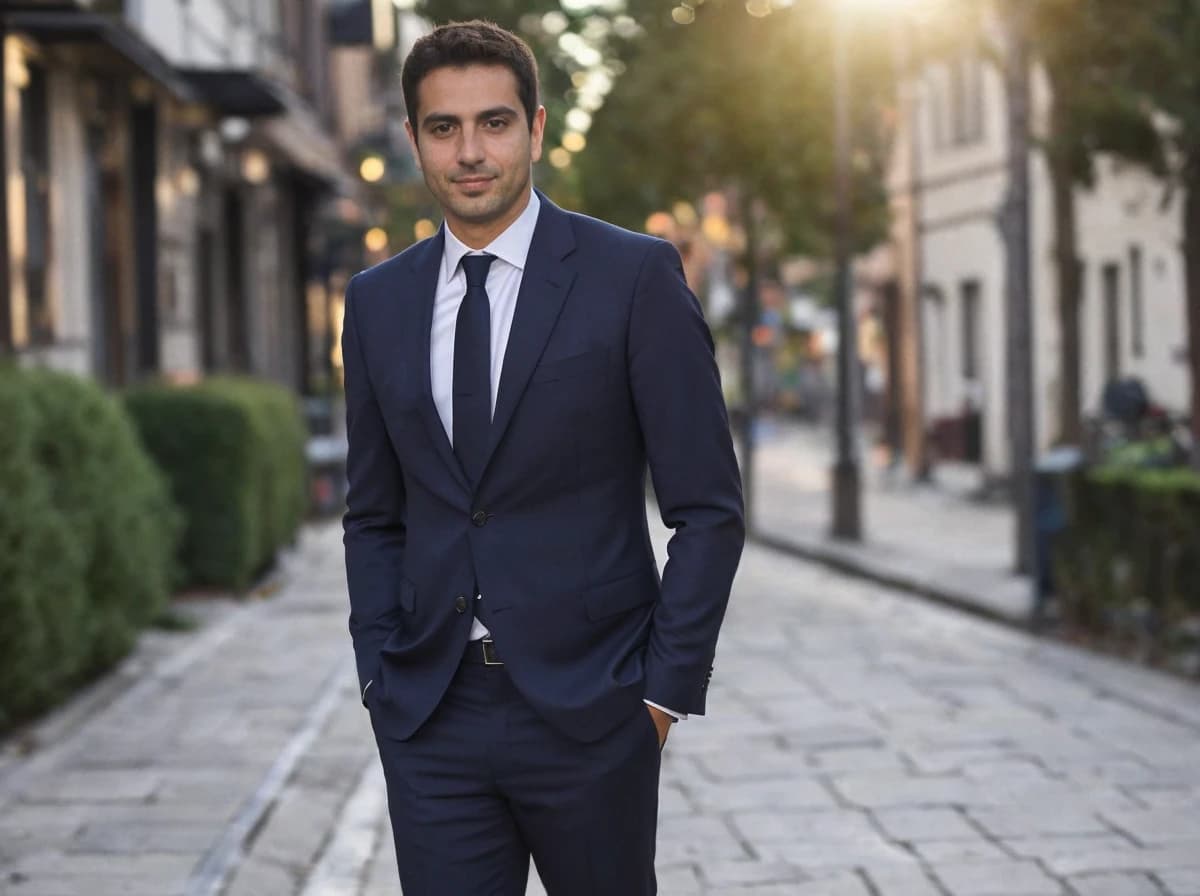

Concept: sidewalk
[[751, 419, 1034, 627], [3, 516, 1199, 895]]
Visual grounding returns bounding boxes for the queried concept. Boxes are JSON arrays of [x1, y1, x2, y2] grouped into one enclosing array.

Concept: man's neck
[[448, 188, 533, 250]]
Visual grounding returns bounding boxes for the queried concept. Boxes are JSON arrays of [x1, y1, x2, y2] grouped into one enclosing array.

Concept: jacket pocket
[[531, 348, 606, 383], [582, 566, 658, 621]]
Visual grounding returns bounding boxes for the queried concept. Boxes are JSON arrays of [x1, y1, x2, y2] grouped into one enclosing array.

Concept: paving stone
[[685, 775, 836, 813], [873, 807, 981, 842], [969, 806, 1110, 839], [863, 864, 947, 896], [911, 838, 1011, 863], [929, 859, 1064, 895], [1158, 866, 1200, 895], [1100, 807, 1200, 846], [1041, 841, 1200, 877], [223, 855, 302, 896], [1067, 871, 1165, 896]]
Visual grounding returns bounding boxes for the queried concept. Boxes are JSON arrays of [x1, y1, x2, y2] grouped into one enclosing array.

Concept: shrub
[[1056, 465, 1200, 652], [24, 368, 181, 671], [124, 377, 307, 590], [0, 366, 178, 732]]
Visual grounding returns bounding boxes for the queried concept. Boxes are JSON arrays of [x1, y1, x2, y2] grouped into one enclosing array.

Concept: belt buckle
[[481, 638, 502, 665]]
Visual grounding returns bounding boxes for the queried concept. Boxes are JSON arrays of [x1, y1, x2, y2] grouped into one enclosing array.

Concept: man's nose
[[458, 127, 485, 166]]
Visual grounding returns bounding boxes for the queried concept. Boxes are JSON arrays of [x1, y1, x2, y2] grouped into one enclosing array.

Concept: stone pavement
[[3, 513, 1200, 895], [751, 420, 1035, 627]]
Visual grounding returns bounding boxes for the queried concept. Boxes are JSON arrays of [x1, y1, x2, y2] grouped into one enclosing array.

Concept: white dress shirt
[[431, 191, 683, 721]]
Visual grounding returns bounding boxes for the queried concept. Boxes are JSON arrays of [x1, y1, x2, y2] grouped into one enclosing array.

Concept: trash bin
[[1034, 446, 1085, 609]]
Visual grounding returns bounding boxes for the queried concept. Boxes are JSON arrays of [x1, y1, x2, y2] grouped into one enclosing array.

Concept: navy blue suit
[[342, 194, 744, 894]]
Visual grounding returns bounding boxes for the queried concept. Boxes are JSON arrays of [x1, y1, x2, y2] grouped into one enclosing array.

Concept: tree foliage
[[416, 0, 894, 256]]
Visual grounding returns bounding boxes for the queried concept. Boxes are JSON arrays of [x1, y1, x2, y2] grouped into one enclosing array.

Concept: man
[[342, 20, 743, 895]]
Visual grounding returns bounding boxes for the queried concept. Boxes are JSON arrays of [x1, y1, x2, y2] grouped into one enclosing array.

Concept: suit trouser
[[371, 656, 661, 895]]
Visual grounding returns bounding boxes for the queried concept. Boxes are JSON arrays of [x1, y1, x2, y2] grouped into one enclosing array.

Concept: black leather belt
[[462, 638, 502, 665]]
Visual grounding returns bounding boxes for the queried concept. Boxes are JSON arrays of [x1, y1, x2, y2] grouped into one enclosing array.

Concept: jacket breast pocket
[[531, 348, 606, 384], [581, 566, 658, 621]]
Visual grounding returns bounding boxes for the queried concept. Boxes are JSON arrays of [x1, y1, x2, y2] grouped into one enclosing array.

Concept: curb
[[750, 529, 1035, 632]]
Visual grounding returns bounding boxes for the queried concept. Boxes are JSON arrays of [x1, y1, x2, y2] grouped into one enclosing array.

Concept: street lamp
[[827, 0, 925, 540], [830, 0, 863, 540]]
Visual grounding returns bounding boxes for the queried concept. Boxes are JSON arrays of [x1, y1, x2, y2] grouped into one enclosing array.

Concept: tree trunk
[[1184, 161, 1200, 468], [1048, 141, 1084, 445]]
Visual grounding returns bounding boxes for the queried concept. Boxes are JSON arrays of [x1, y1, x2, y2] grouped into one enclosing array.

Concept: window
[[1102, 262, 1121, 383], [19, 60, 53, 345], [961, 280, 981, 380], [930, 52, 985, 150], [1129, 245, 1144, 359], [948, 53, 985, 145]]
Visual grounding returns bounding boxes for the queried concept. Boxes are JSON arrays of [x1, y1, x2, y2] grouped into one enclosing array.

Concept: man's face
[[405, 64, 545, 244]]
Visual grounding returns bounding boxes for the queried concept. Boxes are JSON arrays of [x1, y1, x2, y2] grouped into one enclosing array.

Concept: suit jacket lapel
[[408, 228, 470, 493], [480, 196, 577, 481]]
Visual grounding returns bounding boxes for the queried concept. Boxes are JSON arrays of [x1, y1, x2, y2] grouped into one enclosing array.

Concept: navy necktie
[[453, 254, 496, 486]]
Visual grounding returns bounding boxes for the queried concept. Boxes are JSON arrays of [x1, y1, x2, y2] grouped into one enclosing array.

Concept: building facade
[[887, 19, 1190, 481], [1, 0, 391, 397]]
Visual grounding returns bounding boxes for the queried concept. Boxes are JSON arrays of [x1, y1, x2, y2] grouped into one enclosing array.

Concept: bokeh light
[[360, 156, 385, 183], [364, 227, 388, 252]]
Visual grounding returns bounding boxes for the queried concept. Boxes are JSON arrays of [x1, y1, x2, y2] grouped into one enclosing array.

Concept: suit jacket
[[341, 193, 744, 743]]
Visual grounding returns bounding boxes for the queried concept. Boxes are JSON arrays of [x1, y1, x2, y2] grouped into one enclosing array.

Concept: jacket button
[[454, 595, 467, 613], [471, 510, 488, 527]]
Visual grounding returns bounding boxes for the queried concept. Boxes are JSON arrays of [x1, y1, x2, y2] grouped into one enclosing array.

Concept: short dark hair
[[401, 21, 540, 139]]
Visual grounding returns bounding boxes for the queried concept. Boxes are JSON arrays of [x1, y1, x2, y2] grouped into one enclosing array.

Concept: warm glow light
[[672, 201, 698, 228], [702, 214, 731, 246], [242, 149, 270, 184], [360, 156, 386, 183], [6, 37, 30, 89], [548, 147, 572, 169], [178, 166, 200, 197], [414, 218, 437, 240], [562, 131, 587, 153], [565, 108, 593, 133], [745, 0, 771, 17], [645, 211, 674, 236], [672, 6, 696, 24], [364, 227, 389, 252]]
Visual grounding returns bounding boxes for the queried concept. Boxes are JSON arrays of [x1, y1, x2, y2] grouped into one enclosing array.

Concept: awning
[[1, 8, 196, 102], [178, 69, 287, 117]]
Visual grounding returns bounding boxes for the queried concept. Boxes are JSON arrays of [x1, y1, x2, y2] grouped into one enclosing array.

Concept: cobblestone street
[[2, 516, 1199, 895]]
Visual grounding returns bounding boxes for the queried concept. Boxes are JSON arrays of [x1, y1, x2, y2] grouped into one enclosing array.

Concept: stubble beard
[[432, 169, 531, 229]]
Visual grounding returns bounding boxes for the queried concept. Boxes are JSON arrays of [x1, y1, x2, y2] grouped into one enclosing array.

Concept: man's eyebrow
[[476, 106, 519, 120]]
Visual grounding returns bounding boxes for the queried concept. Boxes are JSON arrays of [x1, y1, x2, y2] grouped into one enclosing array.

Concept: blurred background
[[4, 0, 1200, 720], [2, 2, 1200, 894]]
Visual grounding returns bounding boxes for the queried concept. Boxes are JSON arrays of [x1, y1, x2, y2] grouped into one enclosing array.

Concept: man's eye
[[432, 123, 452, 135], [485, 119, 507, 130]]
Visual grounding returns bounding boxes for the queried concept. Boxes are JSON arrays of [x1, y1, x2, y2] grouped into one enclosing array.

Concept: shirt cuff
[[644, 699, 686, 721]]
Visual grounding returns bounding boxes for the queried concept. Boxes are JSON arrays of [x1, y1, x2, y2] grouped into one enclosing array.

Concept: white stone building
[[1, 0, 382, 394], [889, 23, 1190, 480]]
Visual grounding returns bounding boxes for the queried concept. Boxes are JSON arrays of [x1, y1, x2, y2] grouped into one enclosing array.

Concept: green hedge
[[124, 377, 307, 591], [0, 366, 179, 732], [1056, 466, 1200, 649]]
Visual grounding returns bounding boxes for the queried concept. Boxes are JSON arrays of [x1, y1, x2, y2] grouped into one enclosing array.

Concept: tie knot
[[461, 254, 495, 289]]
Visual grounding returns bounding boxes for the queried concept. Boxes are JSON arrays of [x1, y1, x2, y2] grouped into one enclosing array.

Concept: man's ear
[[404, 119, 421, 170], [529, 105, 547, 164]]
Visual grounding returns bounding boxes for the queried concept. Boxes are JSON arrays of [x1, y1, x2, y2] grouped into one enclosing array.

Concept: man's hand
[[646, 704, 673, 749]]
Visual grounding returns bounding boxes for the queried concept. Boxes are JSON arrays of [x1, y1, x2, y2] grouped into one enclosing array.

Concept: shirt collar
[[441, 189, 541, 283]]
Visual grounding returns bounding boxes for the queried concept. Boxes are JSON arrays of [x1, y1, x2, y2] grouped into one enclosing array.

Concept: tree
[[1028, 0, 1164, 445], [1109, 1, 1200, 465]]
